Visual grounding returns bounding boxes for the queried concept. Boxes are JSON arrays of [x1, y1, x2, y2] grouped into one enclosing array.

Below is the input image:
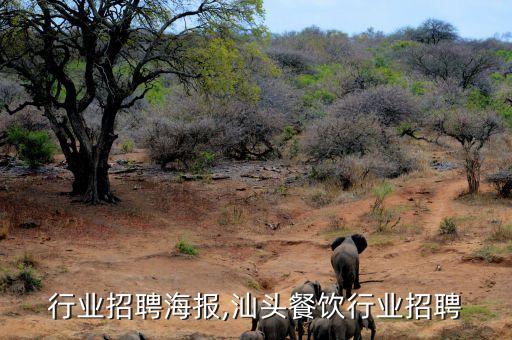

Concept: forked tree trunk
[[46, 111, 118, 203]]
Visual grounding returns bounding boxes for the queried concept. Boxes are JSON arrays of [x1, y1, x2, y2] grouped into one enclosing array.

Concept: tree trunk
[[465, 155, 481, 194]]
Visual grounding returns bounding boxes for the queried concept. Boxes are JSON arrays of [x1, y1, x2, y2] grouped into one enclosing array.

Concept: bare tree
[[0, 0, 263, 203], [406, 42, 498, 89], [433, 110, 503, 194], [413, 18, 458, 44]]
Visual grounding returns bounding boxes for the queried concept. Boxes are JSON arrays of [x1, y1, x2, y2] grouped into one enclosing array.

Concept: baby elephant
[[291, 280, 322, 340], [329, 310, 376, 340], [240, 330, 265, 340], [330, 234, 367, 299], [258, 308, 297, 340], [308, 317, 330, 340]]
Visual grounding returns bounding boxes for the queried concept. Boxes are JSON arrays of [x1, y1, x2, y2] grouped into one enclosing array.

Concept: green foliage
[[296, 64, 341, 88], [439, 217, 457, 235], [371, 183, 400, 232], [191, 151, 216, 174], [411, 81, 428, 95], [0, 264, 42, 295], [192, 38, 276, 102], [460, 305, 496, 321], [176, 239, 199, 256], [120, 138, 135, 154], [304, 89, 336, 106], [145, 78, 172, 107], [281, 125, 298, 143], [6, 126, 57, 168], [496, 49, 512, 62]]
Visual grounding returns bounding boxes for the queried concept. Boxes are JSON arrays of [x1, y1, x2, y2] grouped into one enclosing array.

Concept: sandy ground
[[0, 151, 511, 339]]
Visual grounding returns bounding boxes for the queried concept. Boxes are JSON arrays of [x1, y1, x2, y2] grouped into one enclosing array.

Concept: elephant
[[330, 234, 367, 299], [117, 332, 146, 340], [321, 283, 339, 297], [328, 310, 376, 340], [240, 330, 265, 340], [307, 317, 330, 340], [291, 280, 323, 340], [257, 308, 297, 340]]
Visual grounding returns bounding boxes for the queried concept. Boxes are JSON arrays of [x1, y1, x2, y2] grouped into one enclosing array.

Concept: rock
[[19, 221, 40, 229]]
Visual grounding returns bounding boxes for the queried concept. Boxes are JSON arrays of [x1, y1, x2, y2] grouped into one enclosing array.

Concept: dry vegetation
[[0, 4, 512, 339]]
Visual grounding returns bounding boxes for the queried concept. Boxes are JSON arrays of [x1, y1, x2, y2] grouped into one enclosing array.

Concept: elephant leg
[[354, 261, 361, 290], [336, 272, 344, 297], [307, 321, 312, 340], [298, 319, 304, 340]]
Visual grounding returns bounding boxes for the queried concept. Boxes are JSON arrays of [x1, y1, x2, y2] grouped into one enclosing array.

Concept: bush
[[305, 114, 418, 186], [145, 118, 216, 169], [487, 169, 512, 197], [0, 264, 42, 295], [215, 106, 282, 160], [176, 239, 199, 256], [120, 138, 135, 154], [331, 85, 419, 126], [6, 126, 56, 168], [439, 218, 457, 235]]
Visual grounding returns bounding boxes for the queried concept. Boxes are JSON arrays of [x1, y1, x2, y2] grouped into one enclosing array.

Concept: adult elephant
[[291, 280, 322, 340], [330, 234, 367, 299]]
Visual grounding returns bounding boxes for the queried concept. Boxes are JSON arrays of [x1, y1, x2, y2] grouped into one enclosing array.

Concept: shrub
[[215, 107, 282, 160], [145, 118, 216, 169], [0, 264, 42, 295], [6, 126, 56, 168], [303, 115, 382, 161], [331, 85, 419, 126], [120, 138, 135, 154], [175, 239, 199, 256], [439, 218, 457, 235], [487, 169, 512, 197], [371, 183, 400, 232]]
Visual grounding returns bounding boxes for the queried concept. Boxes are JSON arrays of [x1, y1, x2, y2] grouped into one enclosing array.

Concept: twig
[[359, 280, 384, 284]]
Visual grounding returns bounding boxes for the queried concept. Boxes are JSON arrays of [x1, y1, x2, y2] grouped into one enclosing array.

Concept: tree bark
[[465, 154, 481, 194]]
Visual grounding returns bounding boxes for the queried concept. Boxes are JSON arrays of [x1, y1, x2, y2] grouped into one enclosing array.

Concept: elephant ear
[[351, 234, 367, 253], [330, 237, 346, 251], [312, 280, 322, 301]]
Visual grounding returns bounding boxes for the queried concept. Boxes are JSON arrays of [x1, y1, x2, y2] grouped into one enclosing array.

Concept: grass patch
[[175, 239, 199, 256], [460, 305, 496, 321], [420, 242, 441, 256], [22, 303, 46, 313], [15, 253, 39, 269], [217, 205, 245, 226], [467, 243, 512, 263], [247, 277, 262, 291], [489, 221, 512, 242], [307, 188, 333, 208], [368, 234, 394, 248], [0, 264, 42, 295]]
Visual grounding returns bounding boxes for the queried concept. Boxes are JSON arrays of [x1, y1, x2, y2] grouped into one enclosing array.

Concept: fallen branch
[[359, 279, 384, 284]]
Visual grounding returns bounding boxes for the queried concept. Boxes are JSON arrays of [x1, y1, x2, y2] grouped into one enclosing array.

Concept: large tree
[[0, 0, 263, 203]]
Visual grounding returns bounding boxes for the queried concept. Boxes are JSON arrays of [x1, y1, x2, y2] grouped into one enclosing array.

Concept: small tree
[[433, 110, 503, 194]]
